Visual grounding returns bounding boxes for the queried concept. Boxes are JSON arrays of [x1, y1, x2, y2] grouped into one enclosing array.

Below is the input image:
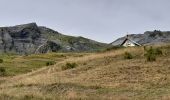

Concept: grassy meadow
[[0, 45, 170, 99]]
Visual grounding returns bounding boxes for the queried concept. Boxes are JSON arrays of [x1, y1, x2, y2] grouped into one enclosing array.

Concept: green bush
[[144, 47, 162, 62], [124, 52, 133, 59], [0, 59, 3, 63], [146, 53, 156, 62], [62, 62, 78, 70], [0, 67, 6, 76], [154, 48, 163, 55], [46, 61, 55, 66]]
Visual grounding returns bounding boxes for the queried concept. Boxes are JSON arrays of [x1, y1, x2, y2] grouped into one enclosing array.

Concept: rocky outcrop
[[0, 23, 43, 54], [0, 23, 108, 54], [111, 30, 170, 46]]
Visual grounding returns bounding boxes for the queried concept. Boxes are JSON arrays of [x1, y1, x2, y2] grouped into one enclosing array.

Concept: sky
[[0, 0, 170, 43]]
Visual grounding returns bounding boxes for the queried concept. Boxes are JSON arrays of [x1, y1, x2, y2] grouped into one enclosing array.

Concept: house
[[120, 35, 141, 47]]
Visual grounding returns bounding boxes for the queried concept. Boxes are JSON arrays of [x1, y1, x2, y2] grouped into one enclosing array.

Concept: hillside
[[0, 45, 170, 99], [0, 23, 109, 54], [111, 30, 170, 46]]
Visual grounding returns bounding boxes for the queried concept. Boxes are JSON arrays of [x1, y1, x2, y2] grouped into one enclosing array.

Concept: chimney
[[126, 34, 129, 39]]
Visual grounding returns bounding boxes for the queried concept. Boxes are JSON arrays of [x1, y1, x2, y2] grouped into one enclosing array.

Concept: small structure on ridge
[[120, 35, 141, 47]]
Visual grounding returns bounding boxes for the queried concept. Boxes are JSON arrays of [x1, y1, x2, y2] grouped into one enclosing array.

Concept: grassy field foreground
[[0, 45, 170, 100]]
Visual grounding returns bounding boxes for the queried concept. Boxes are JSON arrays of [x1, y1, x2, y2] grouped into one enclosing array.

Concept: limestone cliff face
[[0, 23, 108, 54]]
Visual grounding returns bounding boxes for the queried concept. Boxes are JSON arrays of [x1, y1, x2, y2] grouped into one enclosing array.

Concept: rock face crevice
[[0, 23, 108, 54]]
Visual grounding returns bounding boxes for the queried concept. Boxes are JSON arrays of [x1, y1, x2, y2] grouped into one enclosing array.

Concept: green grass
[[0, 56, 53, 76], [0, 53, 88, 76]]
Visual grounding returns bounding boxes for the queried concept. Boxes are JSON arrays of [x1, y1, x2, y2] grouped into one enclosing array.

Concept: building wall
[[123, 40, 136, 47]]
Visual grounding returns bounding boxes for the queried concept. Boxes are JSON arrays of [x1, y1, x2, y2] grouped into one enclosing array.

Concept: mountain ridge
[[0, 23, 109, 54], [111, 30, 170, 46]]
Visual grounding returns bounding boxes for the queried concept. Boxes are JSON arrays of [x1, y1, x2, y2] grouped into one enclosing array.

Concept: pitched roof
[[120, 37, 141, 46]]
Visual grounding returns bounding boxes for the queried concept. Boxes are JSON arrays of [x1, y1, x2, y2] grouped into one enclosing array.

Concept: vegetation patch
[[0, 94, 15, 100], [124, 52, 133, 59], [46, 61, 56, 66], [154, 48, 163, 55], [62, 62, 78, 70], [1, 45, 170, 99], [22, 94, 45, 100], [0, 59, 3, 63], [0, 67, 6, 76], [0, 53, 83, 76], [144, 46, 163, 62]]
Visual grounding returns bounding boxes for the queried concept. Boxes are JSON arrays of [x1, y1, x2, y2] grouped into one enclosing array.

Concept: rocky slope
[[0, 23, 109, 54], [111, 30, 170, 46]]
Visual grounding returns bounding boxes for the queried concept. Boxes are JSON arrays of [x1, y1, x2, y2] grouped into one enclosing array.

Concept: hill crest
[[111, 30, 170, 46], [0, 23, 108, 54]]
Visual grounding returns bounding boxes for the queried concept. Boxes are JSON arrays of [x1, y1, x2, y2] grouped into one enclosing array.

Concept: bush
[[154, 48, 163, 55], [124, 52, 133, 59], [0, 59, 3, 63], [46, 61, 55, 66], [62, 62, 78, 70], [146, 53, 156, 62], [144, 47, 162, 62], [0, 67, 6, 76]]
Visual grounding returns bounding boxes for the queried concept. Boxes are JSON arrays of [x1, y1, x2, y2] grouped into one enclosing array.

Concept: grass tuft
[[0, 67, 6, 76], [62, 62, 78, 70], [0, 59, 3, 63], [124, 52, 133, 59], [46, 61, 56, 66]]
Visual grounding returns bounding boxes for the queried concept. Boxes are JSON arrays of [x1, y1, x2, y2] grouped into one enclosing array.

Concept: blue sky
[[0, 0, 170, 43]]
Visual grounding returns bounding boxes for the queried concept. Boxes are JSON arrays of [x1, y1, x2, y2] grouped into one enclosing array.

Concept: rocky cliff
[[0, 23, 109, 54], [111, 30, 170, 46]]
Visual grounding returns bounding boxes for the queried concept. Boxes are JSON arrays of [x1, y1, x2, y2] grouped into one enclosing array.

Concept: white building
[[121, 35, 141, 47]]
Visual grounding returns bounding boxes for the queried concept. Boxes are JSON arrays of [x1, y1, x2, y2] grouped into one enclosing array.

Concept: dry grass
[[0, 45, 170, 99]]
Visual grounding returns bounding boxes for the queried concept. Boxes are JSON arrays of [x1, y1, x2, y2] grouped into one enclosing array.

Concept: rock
[[0, 23, 109, 54], [111, 30, 170, 46]]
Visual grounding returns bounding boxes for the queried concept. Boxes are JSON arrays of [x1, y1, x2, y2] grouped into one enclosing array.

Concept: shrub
[[146, 53, 156, 62], [124, 52, 133, 59], [0, 67, 6, 76], [154, 48, 163, 55], [144, 47, 158, 62], [46, 61, 55, 66], [0, 59, 3, 63], [62, 62, 78, 70], [23, 94, 34, 100]]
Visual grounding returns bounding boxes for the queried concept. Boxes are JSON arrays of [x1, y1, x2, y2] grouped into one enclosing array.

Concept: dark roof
[[120, 38, 141, 46]]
